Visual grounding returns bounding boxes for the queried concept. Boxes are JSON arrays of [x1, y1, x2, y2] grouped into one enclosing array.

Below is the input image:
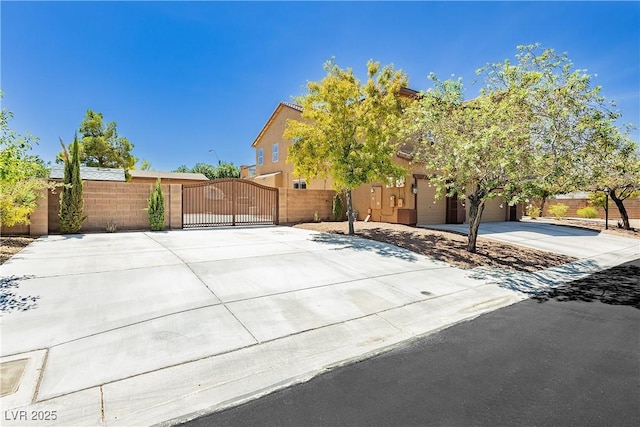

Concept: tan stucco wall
[[477, 198, 508, 222], [253, 105, 333, 190], [416, 179, 446, 225]]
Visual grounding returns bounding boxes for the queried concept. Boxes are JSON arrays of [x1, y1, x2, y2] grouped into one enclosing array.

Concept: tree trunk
[[346, 189, 355, 235], [610, 191, 631, 230], [539, 192, 549, 216], [467, 194, 486, 253]]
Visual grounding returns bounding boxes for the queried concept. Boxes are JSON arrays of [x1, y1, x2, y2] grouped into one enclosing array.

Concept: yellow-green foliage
[[0, 179, 45, 227], [526, 205, 541, 219], [548, 203, 569, 219], [1, 102, 50, 227], [576, 206, 599, 219]]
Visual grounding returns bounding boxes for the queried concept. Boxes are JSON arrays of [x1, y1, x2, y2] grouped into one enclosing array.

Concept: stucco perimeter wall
[[279, 188, 336, 223], [47, 181, 182, 233], [543, 197, 640, 220]]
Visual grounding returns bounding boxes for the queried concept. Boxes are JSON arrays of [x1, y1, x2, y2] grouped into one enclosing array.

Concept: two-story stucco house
[[249, 96, 521, 226]]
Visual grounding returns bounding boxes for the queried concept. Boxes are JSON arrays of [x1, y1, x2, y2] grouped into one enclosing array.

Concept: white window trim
[[257, 148, 263, 166], [272, 143, 279, 163]]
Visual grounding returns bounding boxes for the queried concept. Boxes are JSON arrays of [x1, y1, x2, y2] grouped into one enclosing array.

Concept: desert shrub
[[548, 203, 569, 220], [526, 204, 541, 219], [105, 220, 118, 233], [332, 193, 344, 221], [147, 179, 165, 231], [576, 206, 599, 219]]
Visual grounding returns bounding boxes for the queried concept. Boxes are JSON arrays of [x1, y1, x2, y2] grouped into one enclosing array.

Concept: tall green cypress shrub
[[147, 178, 165, 231], [59, 136, 86, 233], [332, 193, 344, 221]]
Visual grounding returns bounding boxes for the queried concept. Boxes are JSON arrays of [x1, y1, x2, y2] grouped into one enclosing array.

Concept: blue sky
[[2, 1, 639, 172]]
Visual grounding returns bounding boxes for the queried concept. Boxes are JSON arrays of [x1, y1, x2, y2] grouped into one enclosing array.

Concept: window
[[293, 179, 307, 189], [272, 143, 279, 162], [258, 148, 263, 166]]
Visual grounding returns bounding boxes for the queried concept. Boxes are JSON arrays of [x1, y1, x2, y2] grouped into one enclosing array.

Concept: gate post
[[231, 180, 236, 226], [169, 184, 182, 229], [274, 188, 279, 225]]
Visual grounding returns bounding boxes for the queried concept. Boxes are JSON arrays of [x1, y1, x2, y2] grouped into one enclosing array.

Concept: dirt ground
[[293, 221, 576, 272], [0, 236, 36, 264]]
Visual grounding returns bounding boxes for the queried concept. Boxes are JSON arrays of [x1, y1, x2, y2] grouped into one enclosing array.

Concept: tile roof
[[49, 165, 126, 181], [280, 101, 303, 112]]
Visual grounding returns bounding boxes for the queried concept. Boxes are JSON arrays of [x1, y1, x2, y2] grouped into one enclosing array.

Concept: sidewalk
[[1, 226, 638, 426]]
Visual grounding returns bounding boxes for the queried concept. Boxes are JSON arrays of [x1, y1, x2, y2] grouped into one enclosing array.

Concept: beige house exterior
[[251, 102, 334, 190], [249, 99, 522, 226]]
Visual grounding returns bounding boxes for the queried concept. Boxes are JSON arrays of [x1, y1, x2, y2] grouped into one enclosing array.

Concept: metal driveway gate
[[182, 179, 279, 228]]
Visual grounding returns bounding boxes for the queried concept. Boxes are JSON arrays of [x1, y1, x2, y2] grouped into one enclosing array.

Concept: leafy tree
[[215, 162, 241, 178], [190, 163, 218, 179], [476, 45, 621, 212], [406, 44, 623, 252], [173, 162, 240, 180], [586, 120, 639, 230], [147, 179, 165, 231], [405, 75, 533, 252], [58, 136, 87, 233], [58, 110, 136, 178], [0, 102, 50, 227], [173, 165, 190, 173], [138, 159, 153, 171], [284, 59, 410, 235]]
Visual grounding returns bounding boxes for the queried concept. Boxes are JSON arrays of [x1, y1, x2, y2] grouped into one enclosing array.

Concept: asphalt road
[[180, 259, 640, 427]]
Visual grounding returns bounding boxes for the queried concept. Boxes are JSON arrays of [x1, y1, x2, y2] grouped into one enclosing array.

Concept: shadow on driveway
[[310, 232, 419, 263], [532, 258, 640, 309], [0, 275, 39, 313]]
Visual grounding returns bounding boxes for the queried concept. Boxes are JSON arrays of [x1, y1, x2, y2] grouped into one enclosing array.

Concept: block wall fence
[[1, 182, 336, 236], [542, 197, 640, 220]]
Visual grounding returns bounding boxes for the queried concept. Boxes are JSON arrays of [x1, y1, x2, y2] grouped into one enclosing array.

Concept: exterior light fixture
[[411, 183, 418, 194]]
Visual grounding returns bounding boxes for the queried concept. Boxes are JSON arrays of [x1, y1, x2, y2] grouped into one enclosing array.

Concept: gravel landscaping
[[293, 221, 576, 272]]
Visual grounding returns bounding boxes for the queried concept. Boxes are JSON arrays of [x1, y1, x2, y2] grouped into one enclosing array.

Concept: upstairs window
[[258, 148, 263, 166], [272, 143, 279, 162]]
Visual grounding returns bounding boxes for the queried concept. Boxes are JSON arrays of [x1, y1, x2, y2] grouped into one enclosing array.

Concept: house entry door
[[446, 194, 464, 224]]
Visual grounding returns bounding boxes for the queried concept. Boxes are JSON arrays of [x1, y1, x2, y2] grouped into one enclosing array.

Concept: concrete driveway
[[424, 220, 640, 259], [1, 225, 637, 426]]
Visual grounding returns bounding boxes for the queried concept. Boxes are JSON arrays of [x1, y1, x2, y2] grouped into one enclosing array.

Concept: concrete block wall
[[279, 188, 336, 223], [48, 181, 179, 233], [543, 197, 640, 220]]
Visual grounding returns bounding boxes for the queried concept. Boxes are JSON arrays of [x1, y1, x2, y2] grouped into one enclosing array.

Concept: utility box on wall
[[371, 187, 382, 209]]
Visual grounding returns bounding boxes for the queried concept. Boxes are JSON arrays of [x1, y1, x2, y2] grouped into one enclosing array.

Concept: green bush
[[548, 203, 569, 220], [576, 206, 599, 219], [332, 193, 344, 221], [59, 137, 87, 233], [526, 204, 541, 219], [147, 179, 165, 231]]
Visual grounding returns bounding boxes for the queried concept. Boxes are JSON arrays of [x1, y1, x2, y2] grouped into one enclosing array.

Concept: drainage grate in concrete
[[0, 358, 28, 397]]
